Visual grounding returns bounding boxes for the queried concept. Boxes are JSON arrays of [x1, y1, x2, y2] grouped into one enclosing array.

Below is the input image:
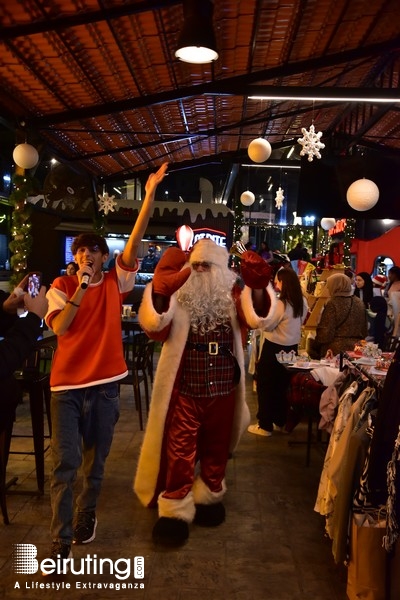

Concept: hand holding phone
[[26, 272, 42, 298], [24, 285, 48, 319]]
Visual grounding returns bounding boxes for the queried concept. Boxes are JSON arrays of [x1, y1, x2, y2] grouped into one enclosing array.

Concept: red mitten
[[152, 247, 191, 297], [240, 251, 273, 288]]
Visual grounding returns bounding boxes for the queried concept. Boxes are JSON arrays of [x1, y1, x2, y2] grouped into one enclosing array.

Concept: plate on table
[[354, 357, 377, 366]]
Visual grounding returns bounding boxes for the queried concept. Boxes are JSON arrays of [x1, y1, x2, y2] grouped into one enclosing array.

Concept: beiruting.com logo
[[12, 544, 144, 591]]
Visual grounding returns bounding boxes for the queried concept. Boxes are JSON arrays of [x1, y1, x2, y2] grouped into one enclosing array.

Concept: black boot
[[152, 517, 189, 546], [194, 502, 225, 527]]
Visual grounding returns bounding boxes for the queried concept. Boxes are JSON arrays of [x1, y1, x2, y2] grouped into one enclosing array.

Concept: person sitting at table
[[248, 266, 309, 437], [310, 273, 368, 359]]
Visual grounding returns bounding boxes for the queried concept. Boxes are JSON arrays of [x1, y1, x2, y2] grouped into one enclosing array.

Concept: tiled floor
[[0, 355, 348, 600]]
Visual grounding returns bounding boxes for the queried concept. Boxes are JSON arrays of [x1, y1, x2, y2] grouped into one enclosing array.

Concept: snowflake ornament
[[97, 192, 117, 215], [275, 187, 284, 209], [297, 124, 325, 162]]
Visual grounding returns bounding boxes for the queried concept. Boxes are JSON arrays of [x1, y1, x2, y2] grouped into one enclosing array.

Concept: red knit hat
[[372, 274, 388, 287]]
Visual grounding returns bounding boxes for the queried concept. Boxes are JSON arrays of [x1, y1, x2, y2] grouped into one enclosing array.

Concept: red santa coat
[[134, 281, 277, 508]]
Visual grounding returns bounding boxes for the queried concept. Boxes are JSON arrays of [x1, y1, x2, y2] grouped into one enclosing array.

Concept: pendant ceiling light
[[175, 0, 219, 64], [320, 218, 336, 231], [247, 138, 272, 163], [240, 191, 255, 207], [346, 178, 380, 211], [13, 143, 39, 170]]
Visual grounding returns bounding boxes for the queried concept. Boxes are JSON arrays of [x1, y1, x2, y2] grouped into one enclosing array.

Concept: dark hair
[[354, 271, 373, 306], [66, 261, 78, 272], [388, 266, 400, 282], [344, 268, 354, 280], [70, 233, 109, 256], [276, 267, 304, 318]]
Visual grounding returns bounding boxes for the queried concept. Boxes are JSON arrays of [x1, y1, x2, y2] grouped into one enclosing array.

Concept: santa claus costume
[[134, 239, 276, 545]]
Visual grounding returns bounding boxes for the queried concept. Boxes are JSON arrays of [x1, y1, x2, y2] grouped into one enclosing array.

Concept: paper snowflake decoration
[[297, 124, 325, 162], [275, 187, 284, 209], [97, 192, 117, 215]]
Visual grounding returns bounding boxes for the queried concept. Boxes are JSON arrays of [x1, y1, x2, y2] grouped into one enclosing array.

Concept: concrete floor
[[0, 356, 348, 600]]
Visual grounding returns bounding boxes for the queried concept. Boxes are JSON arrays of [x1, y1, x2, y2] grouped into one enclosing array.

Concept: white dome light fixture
[[13, 143, 39, 170], [175, 0, 218, 64], [346, 178, 380, 211], [320, 218, 336, 231], [240, 191, 255, 207], [247, 138, 272, 163]]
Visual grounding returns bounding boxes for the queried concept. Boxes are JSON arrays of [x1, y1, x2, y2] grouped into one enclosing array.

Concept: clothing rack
[[340, 352, 385, 394]]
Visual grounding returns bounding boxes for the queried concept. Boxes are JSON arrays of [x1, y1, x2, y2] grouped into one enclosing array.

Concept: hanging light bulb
[[320, 218, 336, 231], [247, 138, 272, 163], [240, 191, 255, 206], [176, 225, 194, 252], [13, 143, 39, 169], [346, 178, 379, 211], [175, 0, 218, 64]]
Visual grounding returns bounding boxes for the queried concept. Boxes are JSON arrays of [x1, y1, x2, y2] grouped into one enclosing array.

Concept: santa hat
[[372, 274, 388, 287], [189, 239, 229, 269]]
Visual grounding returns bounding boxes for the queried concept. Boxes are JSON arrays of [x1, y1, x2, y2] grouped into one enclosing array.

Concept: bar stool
[[119, 332, 153, 430], [0, 377, 20, 524], [8, 342, 55, 492]]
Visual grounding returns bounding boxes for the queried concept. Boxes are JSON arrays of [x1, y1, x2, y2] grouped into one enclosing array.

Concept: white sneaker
[[247, 423, 272, 437]]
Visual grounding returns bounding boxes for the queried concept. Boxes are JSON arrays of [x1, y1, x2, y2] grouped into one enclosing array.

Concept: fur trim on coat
[[192, 476, 227, 505], [134, 282, 251, 508], [157, 491, 196, 522]]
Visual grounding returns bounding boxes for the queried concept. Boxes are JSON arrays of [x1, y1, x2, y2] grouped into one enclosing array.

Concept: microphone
[[81, 262, 93, 289]]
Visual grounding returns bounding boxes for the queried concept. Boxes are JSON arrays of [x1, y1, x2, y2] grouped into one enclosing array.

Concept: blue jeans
[[50, 383, 120, 542]]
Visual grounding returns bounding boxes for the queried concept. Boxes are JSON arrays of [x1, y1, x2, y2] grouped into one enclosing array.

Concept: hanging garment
[[318, 369, 355, 433], [325, 387, 376, 539], [314, 380, 359, 517], [347, 425, 400, 600], [331, 404, 378, 564], [368, 345, 400, 506]]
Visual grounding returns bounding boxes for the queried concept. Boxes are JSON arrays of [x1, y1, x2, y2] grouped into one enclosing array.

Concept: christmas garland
[[8, 174, 39, 290]]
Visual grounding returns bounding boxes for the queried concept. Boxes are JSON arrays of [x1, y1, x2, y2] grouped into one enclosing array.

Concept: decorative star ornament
[[97, 192, 117, 215], [297, 124, 325, 161], [275, 187, 284, 209]]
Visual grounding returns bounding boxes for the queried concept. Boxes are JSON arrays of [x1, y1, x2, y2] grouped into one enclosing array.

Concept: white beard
[[177, 266, 237, 334]]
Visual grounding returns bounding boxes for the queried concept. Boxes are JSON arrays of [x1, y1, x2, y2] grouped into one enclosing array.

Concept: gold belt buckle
[[208, 342, 218, 355]]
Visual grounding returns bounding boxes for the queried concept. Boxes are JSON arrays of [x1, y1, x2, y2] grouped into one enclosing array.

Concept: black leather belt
[[186, 341, 241, 385], [186, 341, 233, 356]]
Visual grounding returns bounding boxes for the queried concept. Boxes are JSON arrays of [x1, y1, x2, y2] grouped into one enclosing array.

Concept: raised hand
[[240, 251, 273, 289], [152, 247, 191, 297]]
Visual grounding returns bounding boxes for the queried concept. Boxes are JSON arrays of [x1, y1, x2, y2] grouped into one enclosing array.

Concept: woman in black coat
[[354, 271, 374, 308]]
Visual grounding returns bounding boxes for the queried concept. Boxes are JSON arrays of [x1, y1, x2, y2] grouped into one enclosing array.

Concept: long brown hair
[[276, 267, 304, 318]]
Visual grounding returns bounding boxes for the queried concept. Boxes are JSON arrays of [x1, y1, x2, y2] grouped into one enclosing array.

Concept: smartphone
[[27, 272, 42, 298]]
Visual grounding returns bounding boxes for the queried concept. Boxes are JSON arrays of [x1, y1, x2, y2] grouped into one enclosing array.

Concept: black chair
[[1, 340, 55, 524], [12, 343, 55, 482], [119, 332, 154, 430], [0, 377, 20, 524], [383, 335, 400, 353]]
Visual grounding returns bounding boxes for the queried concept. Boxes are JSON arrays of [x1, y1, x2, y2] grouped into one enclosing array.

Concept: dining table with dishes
[[342, 342, 393, 389]]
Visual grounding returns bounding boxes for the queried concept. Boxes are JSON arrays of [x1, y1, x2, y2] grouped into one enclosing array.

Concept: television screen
[[64, 236, 75, 265]]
